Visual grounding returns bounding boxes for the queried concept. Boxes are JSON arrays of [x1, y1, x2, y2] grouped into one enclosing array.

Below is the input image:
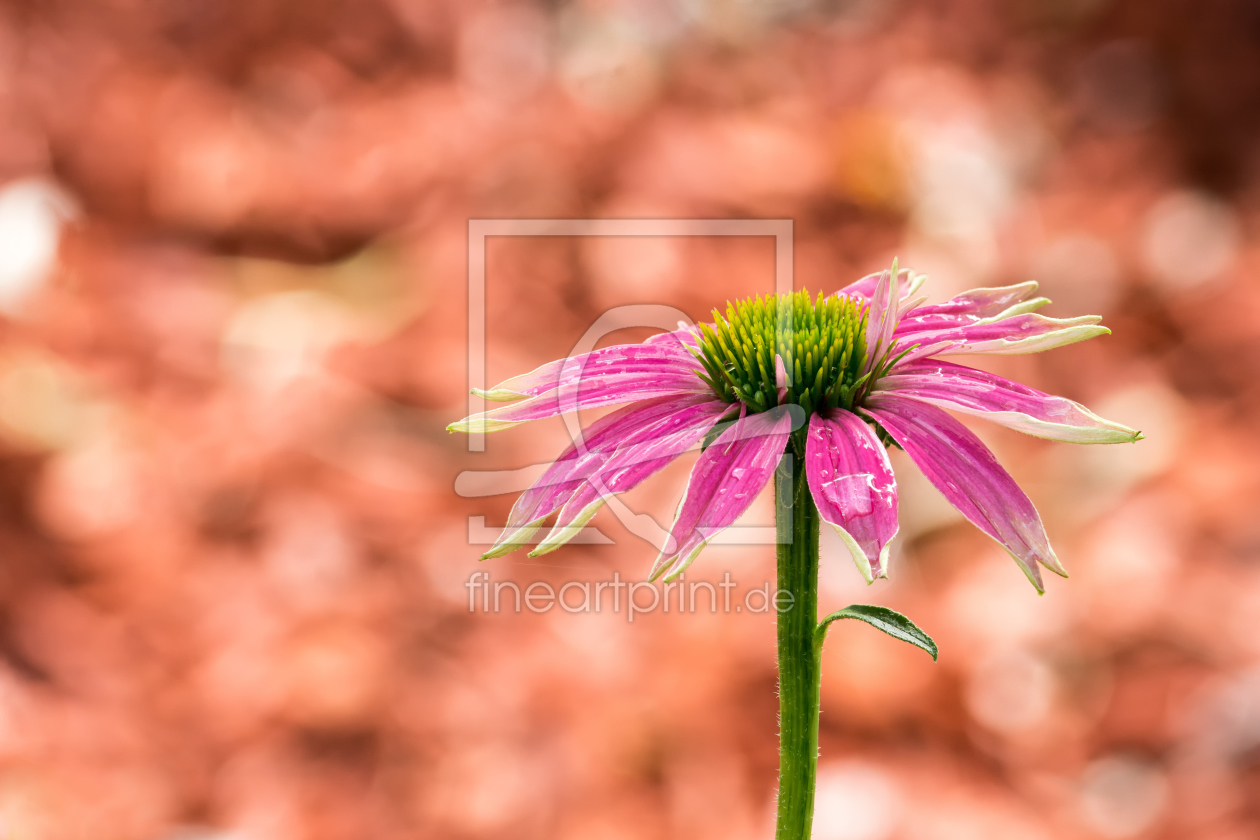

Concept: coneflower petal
[[530, 399, 731, 556], [874, 361, 1142, 444], [645, 324, 703, 350], [895, 313, 1109, 360], [650, 405, 803, 582], [895, 281, 1044, 335], [472, 340, 702, 403], [804, 410, 899, 582], [862, 392, 1065, 593], [449, 368, 711, 434], [834, 267, 915, 302], [480, 394, 721, 559], [863, 266, 904, 373], [834, 270, 883, 301]]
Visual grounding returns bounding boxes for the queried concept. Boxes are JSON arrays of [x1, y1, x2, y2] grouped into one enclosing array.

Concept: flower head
[[449, 263, 1142, 592]]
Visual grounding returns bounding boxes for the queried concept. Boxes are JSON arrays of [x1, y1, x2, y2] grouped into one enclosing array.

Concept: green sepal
[[815, 604, 938, 661]]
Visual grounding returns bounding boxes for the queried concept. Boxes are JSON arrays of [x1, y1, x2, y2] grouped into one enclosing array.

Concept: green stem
[[773, 448, 821, 840]]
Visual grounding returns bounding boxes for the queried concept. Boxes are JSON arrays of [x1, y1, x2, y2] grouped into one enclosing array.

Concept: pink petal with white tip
[[450, 366, 711, 433], [650, 405, 803, 581], [875, 360, 1142, 444], [891, 313, 1109, 360], [894, 281, 1044, 336], [805, 410, 899, 582], [530, 398, 732, 555], [473, 341, 702, 403], [480, 394, 722, 558], [862, 392, 1064, 593]]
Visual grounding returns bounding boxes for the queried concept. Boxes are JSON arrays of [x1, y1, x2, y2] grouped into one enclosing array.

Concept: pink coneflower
[[451, 261, 1141, 839], [450, 264, 1140, 593]]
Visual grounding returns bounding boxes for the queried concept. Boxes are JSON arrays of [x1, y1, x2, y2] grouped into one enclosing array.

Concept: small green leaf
[[815, 604, 938, 661]]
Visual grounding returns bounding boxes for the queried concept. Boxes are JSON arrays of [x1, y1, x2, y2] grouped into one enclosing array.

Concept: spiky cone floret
[[449, 262, 1143, 592], [691, 291, 870, 415]]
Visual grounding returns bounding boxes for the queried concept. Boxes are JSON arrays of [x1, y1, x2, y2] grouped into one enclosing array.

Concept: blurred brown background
[[0, 0, 1257, 838]]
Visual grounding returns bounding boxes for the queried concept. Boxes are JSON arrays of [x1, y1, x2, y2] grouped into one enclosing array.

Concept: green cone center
[[693, 291, 869, 415]]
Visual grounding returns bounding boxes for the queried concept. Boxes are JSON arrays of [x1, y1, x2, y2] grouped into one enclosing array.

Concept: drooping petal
[[449, 367, 711, 433], [472, 342, 702, 402], [875, 360, 1143, 444], [531, 399, 731, 555], [894, 281, 1043, 335], [892, 313, 1109, 360], [650, 405, 803, 581], [898, 296, 1050, 335], [862, 392, 1064, 593], [480, 394, 722, 558], [805, 410, 899, 582]]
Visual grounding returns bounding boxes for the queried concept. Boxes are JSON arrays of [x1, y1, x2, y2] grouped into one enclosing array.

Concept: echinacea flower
[[449, 264, 1141, 593]]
